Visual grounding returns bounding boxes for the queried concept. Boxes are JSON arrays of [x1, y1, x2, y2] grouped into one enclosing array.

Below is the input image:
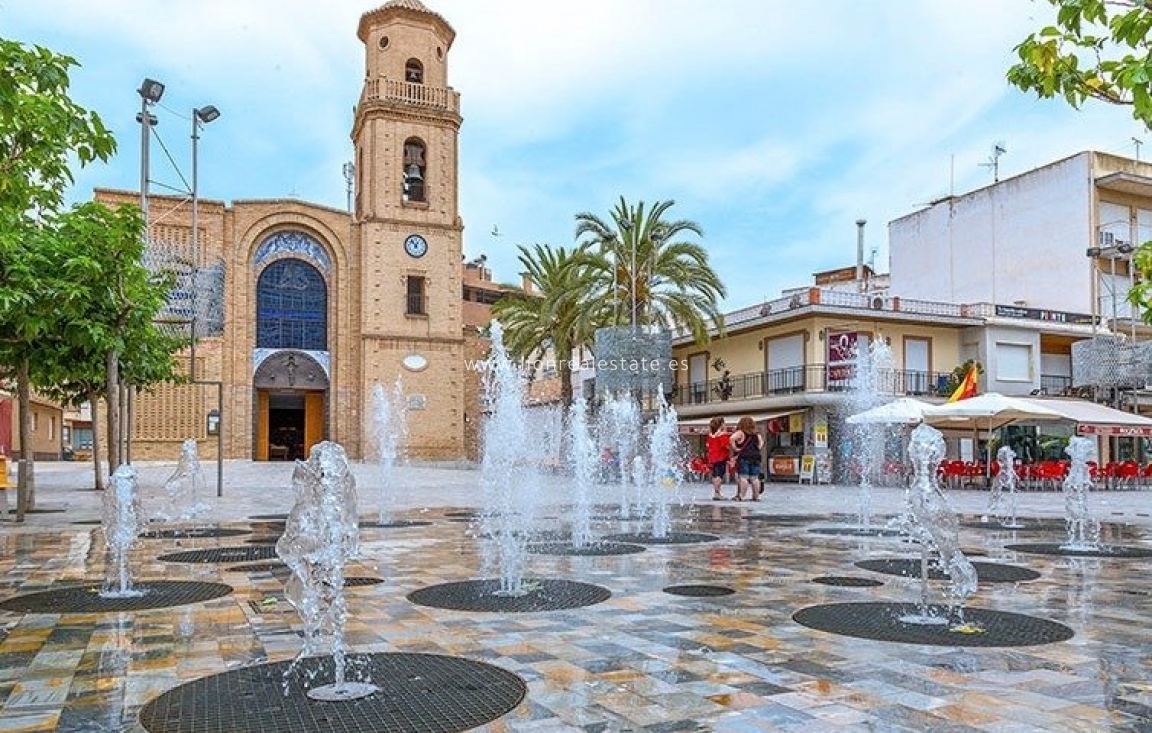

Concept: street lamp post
[[130, 78, 165, 466]]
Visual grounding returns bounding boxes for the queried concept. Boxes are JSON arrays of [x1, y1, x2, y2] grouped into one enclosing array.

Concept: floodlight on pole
[[138, 78, 165, 104]]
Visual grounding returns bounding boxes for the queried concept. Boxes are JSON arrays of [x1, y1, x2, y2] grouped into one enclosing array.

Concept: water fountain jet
[[101, 464, 145, 599], [277, 441, 378, 701]]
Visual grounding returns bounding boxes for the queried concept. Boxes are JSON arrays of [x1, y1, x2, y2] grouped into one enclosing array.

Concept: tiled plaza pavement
[[2, 460, 1152, 731]]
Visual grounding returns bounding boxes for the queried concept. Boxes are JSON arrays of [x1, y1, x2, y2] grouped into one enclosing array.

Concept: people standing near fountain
[[730, 416, 763, 501], [706, 416, 730, 501]]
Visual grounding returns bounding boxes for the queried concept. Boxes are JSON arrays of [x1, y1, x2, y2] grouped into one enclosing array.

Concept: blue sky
[[5, 0, 1149, 311]]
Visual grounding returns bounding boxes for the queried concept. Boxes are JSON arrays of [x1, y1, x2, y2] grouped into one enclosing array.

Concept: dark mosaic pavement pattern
[[1, 503, 1152, 731]]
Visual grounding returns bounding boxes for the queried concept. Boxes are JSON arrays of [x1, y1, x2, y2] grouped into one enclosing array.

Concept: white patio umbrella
[[920, 393, 1064, 431], [846, 397, 934, 425]]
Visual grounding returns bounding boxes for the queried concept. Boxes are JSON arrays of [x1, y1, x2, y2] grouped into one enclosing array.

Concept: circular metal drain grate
[[811, 576, 884, 587], [527, 541, 646, 556], [1005, 543, 1152, 558], [137, 652, 526, 733], [407, 579, 610, 613], [744, 514, 818, 524], [808, 527, 907, 538], [345, 576, 385, 587], [962, 517, 1069, 531], [362, 520, 434, 529], [663, 584, 735, 597], [855, 559, 1041, 583], [4, 507, 66, 514], [0, 580, 233, 614], [226, 562, 284, 573], [601, 531, 720, 545], [140, 528, 251, 540], [159, 546, 279, 564], [793, 602, 1074, 647]]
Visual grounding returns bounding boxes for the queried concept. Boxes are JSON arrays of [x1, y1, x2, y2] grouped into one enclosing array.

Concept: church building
[[97, 0, 481, 462]]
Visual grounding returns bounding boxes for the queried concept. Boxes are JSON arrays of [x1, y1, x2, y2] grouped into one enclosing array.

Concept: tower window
[[406, 276, 427, 315], [405, 58, 424, 84], [403, 138, 426, 203]]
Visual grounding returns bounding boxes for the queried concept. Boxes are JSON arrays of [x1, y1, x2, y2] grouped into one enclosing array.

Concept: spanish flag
[[947, 365, 979, 403]]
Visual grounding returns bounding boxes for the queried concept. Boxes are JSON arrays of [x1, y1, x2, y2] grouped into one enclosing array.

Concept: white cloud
[[5, 0, 1147, 312]]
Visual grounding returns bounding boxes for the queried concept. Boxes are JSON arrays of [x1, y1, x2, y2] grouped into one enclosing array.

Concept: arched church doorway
[[253, 351, 328, 461]]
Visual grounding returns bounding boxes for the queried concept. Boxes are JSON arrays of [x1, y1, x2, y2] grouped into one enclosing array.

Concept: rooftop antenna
[[980, 142, 1007, 183], [1134, 137, 1144, 162], [341, 161, 354, 212]]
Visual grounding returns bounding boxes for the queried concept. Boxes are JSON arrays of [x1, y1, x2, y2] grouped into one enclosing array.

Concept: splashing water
[[644, 393, 682, 539], [566, 396, 598, 548], [1062, 436, 1101, 550], [101, 464, 145, 598], [600, 392, 641, 518], [156, 439, 209, 523], [987, 445, 1023, 528], [277, 442, 377, 701], [900, 423, 978, 628], [479, 321, 539, 596], [370, 378, 408, 524], [844, 338, 895, 528]]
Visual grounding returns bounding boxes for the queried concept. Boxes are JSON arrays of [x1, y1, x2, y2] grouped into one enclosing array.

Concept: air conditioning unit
[[870, 296, 885, 310]]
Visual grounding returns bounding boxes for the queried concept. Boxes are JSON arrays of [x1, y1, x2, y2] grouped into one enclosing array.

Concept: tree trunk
[[88, 388, 104, 491], [106, 349, 121, 474], [15, 356, 34, 520]]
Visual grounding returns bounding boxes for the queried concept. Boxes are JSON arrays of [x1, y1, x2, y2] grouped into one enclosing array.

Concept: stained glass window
[[256, 259, 327, 351]]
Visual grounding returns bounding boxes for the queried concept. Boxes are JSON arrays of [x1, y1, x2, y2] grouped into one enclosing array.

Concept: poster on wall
[[813, 423, 828, 448], [826, 330, 858, 383]]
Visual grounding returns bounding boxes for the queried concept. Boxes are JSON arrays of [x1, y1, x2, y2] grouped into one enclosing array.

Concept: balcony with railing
[[673, 365, 953, 407], [359, 78, 461, 114]]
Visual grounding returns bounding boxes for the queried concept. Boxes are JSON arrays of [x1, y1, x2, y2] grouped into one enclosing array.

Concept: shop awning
[[678, 409, 805, 435], [1030, 398, 1152, 437]]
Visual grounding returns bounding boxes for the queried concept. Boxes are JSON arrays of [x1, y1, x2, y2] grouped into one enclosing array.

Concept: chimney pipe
[[855, 219, 866, 291]]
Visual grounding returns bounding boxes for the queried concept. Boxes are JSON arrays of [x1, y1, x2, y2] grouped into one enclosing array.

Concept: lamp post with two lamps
[[135, 77, 224, 494]]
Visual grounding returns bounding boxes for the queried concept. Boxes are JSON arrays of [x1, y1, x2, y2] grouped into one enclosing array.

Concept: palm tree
[[573, 197, 726, 344], [491, 242, 595, 407]]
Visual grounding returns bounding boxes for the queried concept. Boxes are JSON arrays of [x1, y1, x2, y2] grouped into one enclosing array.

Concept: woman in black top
[[730, 416, 763, 501]]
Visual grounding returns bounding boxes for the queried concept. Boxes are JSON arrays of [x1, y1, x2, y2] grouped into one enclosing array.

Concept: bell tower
[[352, 0, 464, 459]]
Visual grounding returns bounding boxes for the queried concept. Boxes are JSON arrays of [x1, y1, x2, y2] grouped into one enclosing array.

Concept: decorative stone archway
[[253, 350, 328, 461]]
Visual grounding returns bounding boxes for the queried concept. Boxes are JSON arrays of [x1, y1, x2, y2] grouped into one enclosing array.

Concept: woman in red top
[[705, 416, 730, 500]]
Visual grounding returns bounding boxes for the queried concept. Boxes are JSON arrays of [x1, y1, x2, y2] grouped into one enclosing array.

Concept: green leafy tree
[[1008, 1, 1152, 128], [1007, 2, 1152, 318], [573, 197, 726, 345], [491, 243, 594, 407], [47, 203, 182, 477], [0, 39, 116, 520]]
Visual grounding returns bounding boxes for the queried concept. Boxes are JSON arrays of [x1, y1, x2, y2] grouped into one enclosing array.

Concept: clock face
[[404, 233, 428, 258]]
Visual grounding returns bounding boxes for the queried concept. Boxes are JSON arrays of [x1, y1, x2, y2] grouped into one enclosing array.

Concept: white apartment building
[[888, 150, 1152, 398]]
